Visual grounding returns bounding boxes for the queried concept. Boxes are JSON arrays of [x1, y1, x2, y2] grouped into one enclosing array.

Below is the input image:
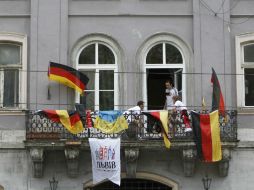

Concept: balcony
[[24, 110, 238, 178]]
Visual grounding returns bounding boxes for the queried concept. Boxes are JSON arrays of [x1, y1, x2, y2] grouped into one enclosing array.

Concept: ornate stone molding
[[182, 148, 197, 177], [65, 147, 80, 177], [218, 148, 231, 177], [125, 148, 139, 178], [30, 148, 44, 178]]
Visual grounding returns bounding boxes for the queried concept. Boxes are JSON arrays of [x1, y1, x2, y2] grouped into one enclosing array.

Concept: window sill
[[237, 107, 254, 115], [0, 108, 27, 115]]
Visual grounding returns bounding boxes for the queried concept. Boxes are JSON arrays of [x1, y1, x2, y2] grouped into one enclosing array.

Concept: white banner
[[89, 138, 121, 186]]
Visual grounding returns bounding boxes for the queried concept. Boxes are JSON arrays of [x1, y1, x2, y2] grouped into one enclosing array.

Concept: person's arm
[[164, 98, 167, 110]]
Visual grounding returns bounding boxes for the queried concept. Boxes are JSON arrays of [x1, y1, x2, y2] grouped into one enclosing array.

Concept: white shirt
[[166, 88, 178, 109], [123, 106, 141, 122], [174, 100, 187, 111]]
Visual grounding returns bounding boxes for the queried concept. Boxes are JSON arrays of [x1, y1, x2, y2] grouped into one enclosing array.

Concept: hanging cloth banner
[[89, 138, 121, 186]]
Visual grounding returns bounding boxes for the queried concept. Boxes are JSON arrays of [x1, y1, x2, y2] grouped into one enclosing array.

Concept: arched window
[[83, 172, 179, 190], [140, 34, 189, 110], [0, 33, 27, 109], [75, 37, 119, 111], [236, 33, 254, 107], [91, 178, 172, 190]]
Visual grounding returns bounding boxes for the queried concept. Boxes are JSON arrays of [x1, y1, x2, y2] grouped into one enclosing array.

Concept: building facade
[[0, 0, 254, 189]]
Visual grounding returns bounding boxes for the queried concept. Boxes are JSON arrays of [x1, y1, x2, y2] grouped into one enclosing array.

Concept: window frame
[[0, 32, 27, 110], [140, 34, 190, 108], [75, 40, 119, 111], [236, 33, 254, 108]]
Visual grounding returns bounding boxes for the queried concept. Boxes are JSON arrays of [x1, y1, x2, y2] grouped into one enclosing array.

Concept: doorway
[[147, 68, 182, 110]]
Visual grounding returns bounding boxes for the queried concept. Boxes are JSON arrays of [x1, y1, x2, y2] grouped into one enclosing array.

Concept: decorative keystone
[[30, 148, 44, 178], [182, 149, 197, 177], [125, 148, 139, 178]]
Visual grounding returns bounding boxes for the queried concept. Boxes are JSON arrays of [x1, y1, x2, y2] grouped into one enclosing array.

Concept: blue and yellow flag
[[94, 111, 128, 134]]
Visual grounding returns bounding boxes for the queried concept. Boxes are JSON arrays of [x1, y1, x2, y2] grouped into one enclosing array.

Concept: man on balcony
[[164, 79, 178, 110]]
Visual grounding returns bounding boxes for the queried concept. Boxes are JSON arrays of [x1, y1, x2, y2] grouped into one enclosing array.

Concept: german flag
[[38, 110, 84, 134], [142, 111, 170, 149], [211, 68, 225, 116], [48, 62, 89, 94], [191, 110, 222, 162]]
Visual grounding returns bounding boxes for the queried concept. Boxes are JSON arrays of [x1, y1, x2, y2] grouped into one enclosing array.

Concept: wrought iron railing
[[26, 110, 237, 142]]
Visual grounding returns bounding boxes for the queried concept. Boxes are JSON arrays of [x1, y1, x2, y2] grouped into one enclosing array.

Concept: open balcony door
[[146, 68, 182, 110]]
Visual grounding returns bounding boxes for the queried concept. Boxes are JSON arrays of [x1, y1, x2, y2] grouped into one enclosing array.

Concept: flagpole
[[202, 97, 206, 113]]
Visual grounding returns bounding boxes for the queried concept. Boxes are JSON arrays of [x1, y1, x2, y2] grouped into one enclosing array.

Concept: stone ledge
[[0, 142, 25, 149], [24, 140, 238, 150], [237, 141, 254, 148]]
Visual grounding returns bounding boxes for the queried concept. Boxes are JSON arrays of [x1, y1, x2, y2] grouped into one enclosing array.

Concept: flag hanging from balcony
[[37, 110, 84, 134], [191, 110, 222, 162], [48, 62, 89, 94], [94, 111, 128, 134], [142, 110, 171, 149], [89, 138, 121, 186], [211, 68, 225, 116]]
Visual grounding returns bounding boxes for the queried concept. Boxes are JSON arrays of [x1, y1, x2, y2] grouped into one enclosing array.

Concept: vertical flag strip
[[37, 110, 84, 134], [142, 111, 170, 148], [191, 110, 222, 162], [211, 68, 225, 116], [89, 138, 121, 186], [48, 62, 89, 94]]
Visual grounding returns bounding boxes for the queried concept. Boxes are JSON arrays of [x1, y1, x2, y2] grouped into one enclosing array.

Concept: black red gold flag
[[48, 62, 89, 94], [142, 110, 170, 148], [211, 68, 225, 116], [191, 110, 222, 162], [38, 110, 84, 134]]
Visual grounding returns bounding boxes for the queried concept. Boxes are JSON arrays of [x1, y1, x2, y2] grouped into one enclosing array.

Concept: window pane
[[98, 44, 115, 64], [80, 91, 95, 111], [0, 44, 21, 65], [99, 70, 114, 90], [99, 91, 114, 110], [79, 70, 95, 110], [81, 70, 95, 90], [244, 44, 254, 62], [245, 68, 254, 106], [166, 44, 183, 64], [3, 70, 19, 107], [146, 44, 163, 64], [79, 44, 95, 64]]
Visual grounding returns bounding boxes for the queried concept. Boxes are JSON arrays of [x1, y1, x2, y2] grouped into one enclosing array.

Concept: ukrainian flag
[[94, 111, 128, 134]]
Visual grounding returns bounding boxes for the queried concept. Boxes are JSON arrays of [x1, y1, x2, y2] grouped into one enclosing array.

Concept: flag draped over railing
[[48, 62, 89, 94], [191, 110, 222, 162], [37, 110, 84, 134], [94, 111, 128, 134], [142, 110, 171, 149]]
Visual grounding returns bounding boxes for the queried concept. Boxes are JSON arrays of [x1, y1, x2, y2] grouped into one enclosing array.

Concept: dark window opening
[[147, 68, 182, 110], [245, 68, 254, 106], [146, 44, 163, 64], [79, 44, 95, 65]]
